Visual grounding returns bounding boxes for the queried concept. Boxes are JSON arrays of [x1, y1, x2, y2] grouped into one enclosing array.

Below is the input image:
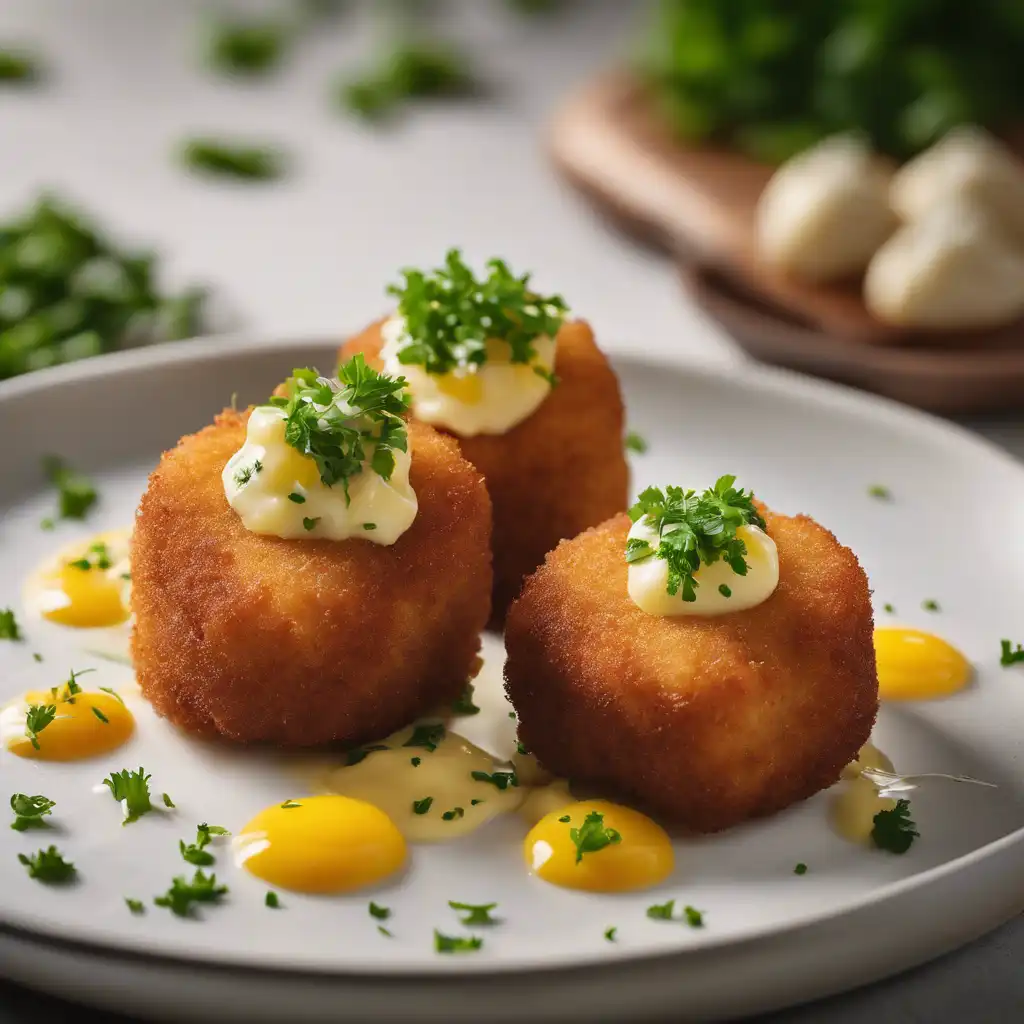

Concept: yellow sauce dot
[[235, 794, 406, 894], [524, 800, 674, 893], [6, 690, 134, 761], [874, 627, 971, 700], [44, 562, 129, 628]]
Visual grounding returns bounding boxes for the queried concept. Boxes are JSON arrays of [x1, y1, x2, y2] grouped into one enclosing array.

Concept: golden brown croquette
[[503, 508, 878, 832], [131, 411, 492, 746], [341, 318, 629, 625]]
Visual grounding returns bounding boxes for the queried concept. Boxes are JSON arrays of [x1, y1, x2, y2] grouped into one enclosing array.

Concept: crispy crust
[[503, 509, 878, 832], [341, 318, 629, 626], [131, 412, 492, 746]]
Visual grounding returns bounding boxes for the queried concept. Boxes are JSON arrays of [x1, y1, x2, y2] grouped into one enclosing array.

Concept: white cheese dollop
[[756, 134, 897, 282], [222, 405, 417, 545], [864, 201, 1024, 329], [890, 127, 1024, 241], [380, 316, 555, 438], [627, 518, 779, 617]]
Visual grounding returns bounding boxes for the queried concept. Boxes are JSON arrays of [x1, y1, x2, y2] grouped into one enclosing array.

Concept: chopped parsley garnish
[[883, 603, 895, 614], [470, 770, 518, 790], [452, 683, 480, 716], [470, 798, 484, 806], [267, 356, 409, 496], [1000, 639, 1024, 666], [345, 743, 388, 766], [19, 846, 76, 883], [625, 477, 765, 601], [43, 456, 98, 520], [154, 869, 228, 917], [102, 767, 153, 824], [125, 898, 145, 914], [378, 925, 393, 938], [362, 522, 377, 531], [51, 667, 92, 704], [0, 49, 40, 82], [684, 906, 704, 927], [794, 862, 808, 875], [624, 431, 648, 454], [569, 811, 621, 864], [287, 492, 306, 504], [33, 653, 43, 662], [205, 16, 288, 76], [403, 722, 446, 752], [412, 797, 434, 815], [922, 599, 940, 612], [516, 741, 529, 756], [68, 540, 113, 571], [871, 799, 919, 854], [646, 900, 703, 926], [265, 891, 281, 909], [604, 926, 617, 942], [180, 822, 227, 867], [280, 800, 301, 809], [233, 459, 263, 486], [181, 139, 286, 181], [558, 814, 570, 823], [508, 711, 517, 719], [718, 584, 732, 598], [434, 930, 483, 954], [10, 793, 55, 832], [24, 704, 57, 750], [369, 901, 391, 920], [0, 608, 22, 640], [302, 517, 320, 532], [448, 901, 498, 925], [387, 249, 567, 376], [442, 807, 465, 821], [99, 686, 124, 704], [410, 757, 422, 767], [91, 706, 109, 724], [868, 484, 892, 500], [162, 793, 176, 808]]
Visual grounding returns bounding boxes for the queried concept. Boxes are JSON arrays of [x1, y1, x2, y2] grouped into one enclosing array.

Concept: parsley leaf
[[91, 706, 109, 724], [302, 517, 320, 532], [180, 839, 214, 867], [387, 249, 566, 376], [0, 608, 22, 640], [569, 811, 621, 864], [0, 49, 40, 82], [102, 767, 153, 824], [448, 901, 498, 926], [154, 869, 228, 917], [470, 770, 518, 790], [434, 930, 483, 954], [205, 16, 288, 76], [162, 793, 175, 808], [234, 460, 262, 487], [287, 492, 306, 504], [125, 897, 145, 914], [267, 356, 409, 496], [883, 603, 895, 614], [922, 599, 940, 612], [181, 139, 286, 182], [67, 540, 112, 571], [280, 800, 301, 809], [604, 926, 617, 942], [43, 456, 97, 520], [345, 743, 388, 767], [24, 703, 57, 750], [442, 807, 465, 821], [369, 902, 391, 920], [625, 477, 765, 601], [18, 845, 75, 883], [412, 797, 434, 815], [410, 757, 422, 767], [1001, 639, 1024, 666], [683, 906, 704, 927], [646, 900, 675, 920], [378, 924, 393, 937], [624, 430, 648, 454], [10, 793, 55, 832], [794, 862, 808, 875], [868, 484, 892, 500], [451, 682, 480, 716], [265, 891, 281, 909], [403, 722, 446, 752], [871, 799, 919, 854]]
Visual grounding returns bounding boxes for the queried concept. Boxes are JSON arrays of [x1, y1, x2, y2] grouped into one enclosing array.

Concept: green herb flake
[[205, 16, 288, 77], [604, 926, 617, 942], [646, 900, 675, 921], [99, 686, 124, 705], [868, 485, 892, 500], [1000, 639, 1024, 666], [125, 897, 145, 914], [403, 722, 446, 752], [345, 743, 388, 766], [470, 798, 484, 806], [449, 901, 498, 926], [102, 767, 153, 824], [302, 517, 321, 532], [10, 793, 55, 832], [683, 906, 704, 927], [569, 811, 621, 864], [624, 431, 648, 454], [280, 800, 301, 809], [18, 845, 75, 883], [441, 807, 465, 821], [410, 757, 422, 767], [387, 249, 566, 377], [154, 869, 228, 917], [91, 706, 109, 724], [0, 49, 40, 83], [883, 603, 895, 614], [794, 863, 808, 875], [871, 799, 919, 855], [162, 793, 175, 808], [369, 901, 391, 920], [287, 492, 306, 504], [0, 608, 22, 640], [471, 770, 518, 791], [181, 139, 286, 182], [626, 477, 765, 601], [558, 814, 571, 823], [265, 891, 281, 909], [451, 682, 481, 716], [515, 741, 529, 756], [234, 460, 263, 487], [378, 925, 393, 938], [32, 653, 43, 662], [43, 456, 98, 520], [412, 797, 434, 816], [434, 930, 483, 954], [362, 522, 377, 531], [179, 839, 214, 867], [24, 704, 57, 751], [718, 584, 732, 598], [922, 599, 940, 612]]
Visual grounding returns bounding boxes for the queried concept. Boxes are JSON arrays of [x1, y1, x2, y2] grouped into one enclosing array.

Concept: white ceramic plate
[[1, 336, 1023, 1023]]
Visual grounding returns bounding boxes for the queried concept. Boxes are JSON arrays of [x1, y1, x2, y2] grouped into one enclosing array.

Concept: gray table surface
[[1, 1, 1022, 1020]]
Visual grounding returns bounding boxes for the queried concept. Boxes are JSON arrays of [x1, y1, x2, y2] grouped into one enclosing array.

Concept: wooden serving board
[[549, 71, 1024, 355]]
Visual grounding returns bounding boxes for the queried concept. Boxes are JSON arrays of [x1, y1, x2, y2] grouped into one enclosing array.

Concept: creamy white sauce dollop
[[380, 316, 555, 437], [222, 405, 417, 545], [626, 518, 779, 617]]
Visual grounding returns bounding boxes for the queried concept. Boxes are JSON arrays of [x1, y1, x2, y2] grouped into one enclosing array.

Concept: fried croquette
[[131, 411, 492, 746], [342, 318, 629, 625], [503, 508, 878, 833]]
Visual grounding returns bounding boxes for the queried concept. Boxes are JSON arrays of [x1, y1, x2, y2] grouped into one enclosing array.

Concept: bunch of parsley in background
[[644, 0, 1024, 163], [0, 197, 206, 380]]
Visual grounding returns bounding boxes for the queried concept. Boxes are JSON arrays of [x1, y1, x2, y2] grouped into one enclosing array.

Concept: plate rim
[[2, 331, 1023, 980]]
